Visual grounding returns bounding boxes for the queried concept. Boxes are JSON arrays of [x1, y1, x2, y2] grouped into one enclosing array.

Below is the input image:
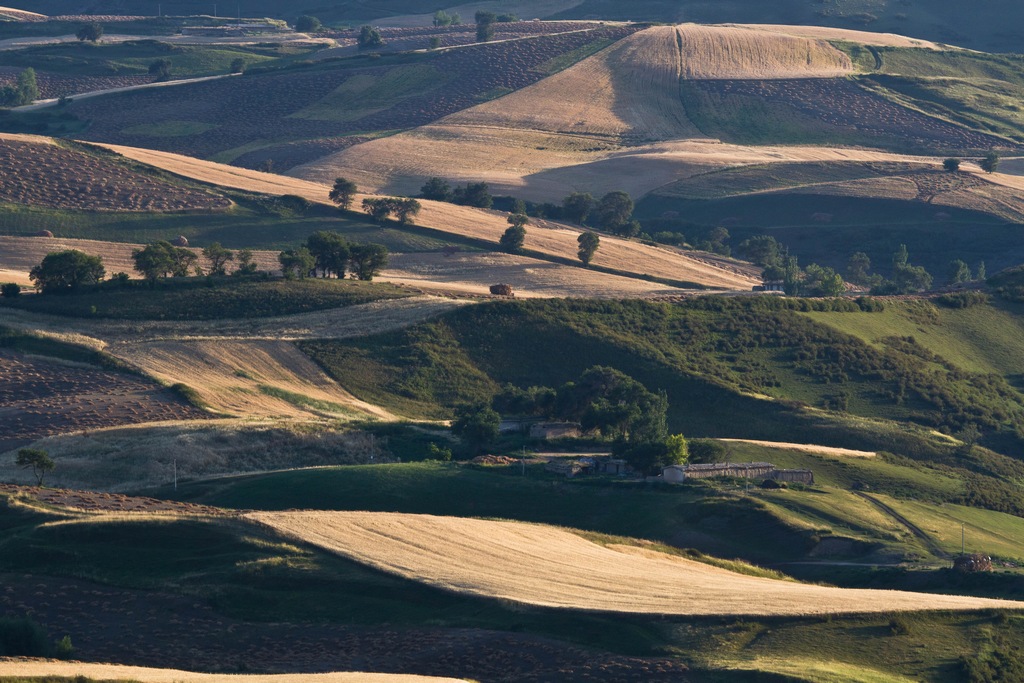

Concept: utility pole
[[213, 3, 217, 17], [962, 523, 966, 555], [173, 458, 177, 491]]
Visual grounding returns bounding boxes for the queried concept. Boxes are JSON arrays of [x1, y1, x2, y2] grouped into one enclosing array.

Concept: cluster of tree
[[76, 22, 103, 42], [738, 235, 844, 296], [358, 25, 384, 49], [483, 366, 686, 473], [29, 250, 105, 293], [0, 68, 38, 107], [945, 152, 1000, 174], [294, 15, 322, 32], [420, 177, 493, 208], [362, 197, 421, 224], [561, 191, 641, 236], [845, 245, 936, 295], [474, 10, 512, 42], [433, 10, 461, 26], [132, 241, 198, 283], [280, 231, 388, 281]]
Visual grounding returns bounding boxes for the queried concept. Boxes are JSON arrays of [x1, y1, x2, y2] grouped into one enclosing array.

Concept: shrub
[[0, 282, 20, 298], [936, 291, 990, 309]]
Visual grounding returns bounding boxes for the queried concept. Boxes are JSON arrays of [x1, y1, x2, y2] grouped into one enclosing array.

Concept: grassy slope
[[5, 492, 1024, 681], [0, 278, 411, 320]]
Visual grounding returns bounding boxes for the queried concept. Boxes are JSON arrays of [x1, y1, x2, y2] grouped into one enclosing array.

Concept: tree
[[202, 242, 233, 276], [453, 182, 492, 208], [893, 243, 909, 268], [349, 243, 389, 280], [306, 231, 350, 278], [362, 197, 394, 223], [358, 25, 384, 49], [948, 259, 972, 285], [801, 263, 846, 297], [577, 231, 600, 266], [30, 250, 105, 293], [452, 403, 500, 454], [976, 261, 987, 281], [499, 224, 526, 254], [76, 22, 103, 42], [846, 251, 873, 286], [329, 177, 357, 209], [394, 198, 422, 224], [619, 434, 688, 475], [706, 226, 730, 254], [475, 10, 496, 41], [429, 37, 441, 50], [596, 191, 634, 233], [1, 282, 20, 298], [15, 68, 37, 104], [980, 151, 1000, 174], [738, 235, 783, 267], [133, 241, 177, 284], [234, 249, 258, 276], [421, 177, 452, 201], [295, 15, 322, 32], [148, 58, 171, 81], [230, 58, 246, 74], [170, 247, 196, 277], [433, 10, 455, 26], [944, 157, 961, 172], [563, 192, 596, 225], [16, 448, 54, 486], [279, 247, 315, 280], [891, 263, 933, 293]]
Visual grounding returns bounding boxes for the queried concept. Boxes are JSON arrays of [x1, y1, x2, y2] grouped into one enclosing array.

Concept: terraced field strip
[[719, 439, 877, 458], [15, 73, 238, 112], [95, 140, 759, 289], [0, 660, 468, 682], [248, 511, 1024, 616], [732, 24, 944, 49]]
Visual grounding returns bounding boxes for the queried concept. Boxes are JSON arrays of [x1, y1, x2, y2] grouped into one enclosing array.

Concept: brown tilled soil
[[0, 138, 231, 212], [0, 67, 151, 99], [0, 574, 698, 682], [0, 349, 209, 452], [0, 483, 225, 515]]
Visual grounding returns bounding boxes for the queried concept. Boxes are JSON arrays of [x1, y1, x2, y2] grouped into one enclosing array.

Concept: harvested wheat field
[[734, 24, 944, 49], [110, 339, 395, 420], [248, 511, 1024, 616], [382, 252, 685, 298], [0, 660, 467, 683], [0, 6, 46, 21]]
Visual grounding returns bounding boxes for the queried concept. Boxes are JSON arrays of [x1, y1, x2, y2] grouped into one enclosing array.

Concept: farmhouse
[[663, 462, 814, 484]]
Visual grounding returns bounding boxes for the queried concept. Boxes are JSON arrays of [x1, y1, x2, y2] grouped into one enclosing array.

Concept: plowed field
[[248, 511, 1024, 616]]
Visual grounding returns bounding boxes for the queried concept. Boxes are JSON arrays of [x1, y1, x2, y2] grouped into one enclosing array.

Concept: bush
[[936, 291, 990, 309], [0, 617, 50, 656], [0, 282, 20, 298]]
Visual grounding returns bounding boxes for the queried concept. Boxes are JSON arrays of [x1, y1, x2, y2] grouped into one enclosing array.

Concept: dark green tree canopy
[[306, 231, 350, 278], [420, 177, 453, 201], [16, 448, 54, 486], [30, 250, 105, 293], [201, 242, 234, 276], [358, 25, 384, 49], [76, 22, 103, 42], [349, 243, 389, 281], [452, 403, 500, 454], [563, 192, 596, 225], [577, 231, 600, 266], [295, 15, 322, 32], [980, 151, 1001, 174], [329, 177, 357, 209], [597, 191, 634, 233], [279, 247, 315, 280], [499, 224, 526, 254]]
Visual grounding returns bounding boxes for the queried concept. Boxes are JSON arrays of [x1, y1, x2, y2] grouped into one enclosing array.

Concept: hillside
[[249, 510, 1024, 615]]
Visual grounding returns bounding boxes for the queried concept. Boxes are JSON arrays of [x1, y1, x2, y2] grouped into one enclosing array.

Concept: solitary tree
[[234, 249, 258, 276], [0, 282, 20, 298], [349, 243, 389, 280], [76, 22, 103, 42], [577, 231, 600, 266], [943, 157, 961, 172], [596, 191, 634, 233], [30, 250, 105, 293], [976, 261, 987, 281], [15, 68, 37, 104], [306, 231, 350, 278], [279, 247, 315, 279], [394, 198, 422, 225], [133, 241, 177, 285], [846, 251, 872, 286], [329, 177, 357, 209], [294, 15, 322, 32], [362, 197, 394, 223], [202, 242, 234, 276], [358, 25, 384, 49], [230, 58, 246, 73], [499, 217, 527, 254], [980, 151, 1001, 174], [148, 58, 171, 81], [475, 10, 496, 41], [16, 448, 54, 486]]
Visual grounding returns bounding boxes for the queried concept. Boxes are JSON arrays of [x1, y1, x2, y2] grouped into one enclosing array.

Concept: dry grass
[[381, 252, 684, 298], [731, 24, 944, 49], [0, 6, 47, 21], [0, 660, 467, 683], [384, 0, 584, 27], [247, 511, 1024, 616], [674, 25, 852, 79], [718, 439, 877, 458]]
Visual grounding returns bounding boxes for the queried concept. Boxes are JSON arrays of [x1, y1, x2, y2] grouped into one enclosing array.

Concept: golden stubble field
[[0, 660, 468, 683], [248, 511, 1024, 617]]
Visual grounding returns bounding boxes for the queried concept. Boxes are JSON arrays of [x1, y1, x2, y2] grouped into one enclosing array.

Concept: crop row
[[69, 25, 640, 160], [0, 67, 150, 99]]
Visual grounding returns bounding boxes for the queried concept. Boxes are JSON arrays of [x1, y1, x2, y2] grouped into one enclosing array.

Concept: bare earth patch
[[718, 439, 877, 458], [247, 511, 1024, 616]]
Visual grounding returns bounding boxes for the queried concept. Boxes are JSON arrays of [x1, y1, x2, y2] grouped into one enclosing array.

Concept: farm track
[[13, 73, 238, 112], [718, 439, 876, 458], [852, 492, 952, 560], [248, 511, 1024, 616]]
